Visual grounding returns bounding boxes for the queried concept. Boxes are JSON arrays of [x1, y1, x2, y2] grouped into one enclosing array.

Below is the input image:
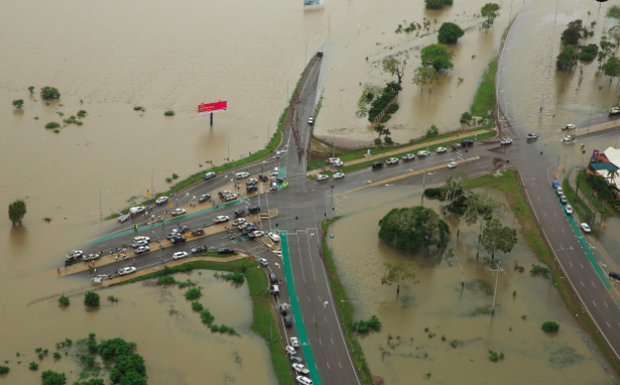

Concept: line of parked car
[[552, 180, 590, 233]]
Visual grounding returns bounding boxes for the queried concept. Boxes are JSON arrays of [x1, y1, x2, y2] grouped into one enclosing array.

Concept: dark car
[[247, 185, 258, 193], [610, 272, 620, 281], [259, 174, 269, 182], [290, 356, 303, 365], [198, 193, 211, 202], [170, 236, 186, 244], [461, 140, 474, 147], [218, 247, 235, 254], [146, 204, 156, 211], [192, 229, 204, 236], [284, 316, 293, 328], [234, 209, 247, 217], [372, 162, 384, 169], [248, 206, 261, 214], [191, 245, 207, 254], [269, 273, 278, 284]]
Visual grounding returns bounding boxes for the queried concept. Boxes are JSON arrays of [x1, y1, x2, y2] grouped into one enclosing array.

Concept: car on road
[[447, 162, 458, 169], [83, 253, 100, 262], [214, 215, 229, 223], [327, 157, 344, 167], [259, 174, 269, 182], [236, 171, 250, 179], [285, 346, 296, 356], [204, 172, 216, 180], [247, 185, 258, 193], [129, 206, 146, 214], [238, 222, 250, 230], [565, 205, 573, 215], [271, 170, 279, 177], [461, 140, 474, 147], [372, 162, 384, 170], [562, 124, 576, 131], [402, 153, 415, 161], [218, 247, 235, 254], [452, 143, 462, 150], [269, 273, 278, 284], [290, 336, 300, 348], [581, 223, 591, 233], [155, 196, 169, 205], [500, 138, 513, 145], [173, 251, 189, 260], [192, 229, 204, 236], [234, 209, 247, 217], [171, 226, 189, 234], [333, 172, 345, 179], [244, 226, 259, 234], [296, 376, 313, 385], [559, 194, 567, 204], [609, 272, 620, 281], [198, 193, 211, 202], [233, 218, 246, 226], [527, 133, 539, 140], [556, 187, 563, 195], [417, 150, 430, 157], [119, 267, 137, 276], [258, 258, 269, 266], [218, 190, 232, 198], [135, 246, 150, 254], [133, 236, 150, 243], [171, 208, 186, 216], [436, 146, 447, 153], [132, 240, 149, 248], [292, 364, 310, 375], [246, 178, 258, 185], [251, 230, 265, 238], [317, 174, 329, 181], [191, 245, 207, 254], [562, 134, 576, 143], [284, 316, 294, 329], [308, 116, 314, 124], [170, 236, 186, 244], [268, 232, 281, 242], [386, 157, 399, 165]]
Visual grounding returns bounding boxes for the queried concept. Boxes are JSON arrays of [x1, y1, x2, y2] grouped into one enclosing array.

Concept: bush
[[368, 83, 399, 122], [58, 294, 70, 306], [542, 321, 560, 332], [352, 315, 382, 334], [41, 370, 67, 385], [488, 350, 500, 362], [438, 22, 464, 44], [29, 361, 39, 370], [386, 103, 399, 114], [191, 301, 204, 311], [107, 295, 118, 302], [133, 106, 144, 111], [45, 122, 60, 129], [365, 92, 374, 100], [28, 86, 35, 94], [0, 366, 9, 374], [36, 348, 42, 353], [460, 112, 472, 123], [172, 173, 179, 179], [156, 276, 177, 285], [218, 324, 229, 333], [184, 287, 202, 300], [12, 99, 24, 109], [579, 44, 598, 62], [40, 87, 60, 100], [426, 124, 439, 137], [374, 138, 382, 145], [200, 309, 215, 325], [53, 352, 61, 359], [384, 136, 393, 145], [380, 114, 391, 123], [210, 324, 219, 332], [77, 110, 87, 118], [425, 0, 451, 9], [530, 264, 551, 276], [164, 110, 175, 116], [84, 292, 100, 307], [424, 187, 445, 200], [217, 272, 245, 284], [557, 46, 578, 72]]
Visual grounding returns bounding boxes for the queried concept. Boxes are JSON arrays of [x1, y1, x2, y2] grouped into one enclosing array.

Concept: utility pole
[[422, 146, 430, 192], [490, 261, 504, 313], [151, 170, 154, 202], [332, 132, 336, 171], [227, 140, 230, 169]]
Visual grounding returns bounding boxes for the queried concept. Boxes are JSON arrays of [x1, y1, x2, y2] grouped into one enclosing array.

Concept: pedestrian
[[94, 268, 96, 273], [110, 248, 113, 254], [57, 267, 60, 273], [115, 255, 118, 260]]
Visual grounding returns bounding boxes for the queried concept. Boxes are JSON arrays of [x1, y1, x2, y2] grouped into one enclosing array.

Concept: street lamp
[[152, 230, 161, 243]]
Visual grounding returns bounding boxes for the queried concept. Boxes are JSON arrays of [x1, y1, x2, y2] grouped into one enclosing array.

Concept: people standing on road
[[115, 255, 118, 261]]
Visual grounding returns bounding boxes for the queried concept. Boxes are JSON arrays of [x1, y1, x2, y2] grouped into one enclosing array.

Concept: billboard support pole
[[210, 113, 213, 126]]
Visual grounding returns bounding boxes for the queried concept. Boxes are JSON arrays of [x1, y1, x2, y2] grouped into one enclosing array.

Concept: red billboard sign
[[198, 101, 228, 114]]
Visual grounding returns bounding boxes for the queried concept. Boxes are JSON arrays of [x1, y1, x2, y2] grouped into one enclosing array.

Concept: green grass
[[573, 171, 614, 218], [320, 217, 374, 385], [470, 54, 498, 118], [562, 178, 594, 221], [113, 259, 293, 385]]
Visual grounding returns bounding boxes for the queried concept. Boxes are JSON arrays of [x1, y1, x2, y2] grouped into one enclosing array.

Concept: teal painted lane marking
[[281, 231, 322, 385], [556, 194, 612, 289], [83, 199, 249, 245], [279, 166, 286, 179]]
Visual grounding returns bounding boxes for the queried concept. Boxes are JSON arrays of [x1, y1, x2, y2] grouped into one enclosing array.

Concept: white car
[[215, 215, 229, 223], [328, 157, 340, 165], [251, 230, 265, 238], [333, 172, 345, 179], [581, 223, 591, 233], [135, 246, 150, 254], [133, 239, 149, 247], [258, 258, 269, 266], [285, 345, 297, 356], [565, 205, 573, 215], [317, 174, 329, 181], [155, 196, 169, 205], [308, 116, 314, 124], [290, 336, 300, 348], [69, 250, 84, 258], [527, 133, 539, 139], [435, 146, 447, 153], [233, 218, 246, 226], [296, 376, 313, 385], [129, 206, 146, 214], [118, 267, 137, 276], [133, 236, 150, 243], [402, 153, 415, 161], [386, 157, 399, 165], [268, 232, 280, 242], [238, 222, 250, 230], [559, 194, 567, 204], [556, 187, 563, 195], [563, 124, 576, 130], [204, 171, 216, 180], [236, 172, 250, 179], [172, 251, 189, 260], [292, 364, 310, 375], [171, 208, 186, 216], [500, 138, 513, 145], [447, 162, 458, 169], [417, 150, 430, 157]]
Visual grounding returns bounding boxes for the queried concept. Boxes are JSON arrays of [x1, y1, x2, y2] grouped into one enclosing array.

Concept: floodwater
[[0, 270, 276, 385], [329, 186, 614, 384]]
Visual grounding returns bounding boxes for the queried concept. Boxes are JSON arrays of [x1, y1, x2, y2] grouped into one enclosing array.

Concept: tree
[[425, 0, 452, 9], [481, 3, 501, 28], [480, 218, 518, 259], [420, 44, 455, 71], [374, 124, 386, 140], [561, 27, 581, 46], [385, 81, 403, 96], [541, 321, 560, 332], [556, 46, 578, 72], [98, 338, 136, 360], [412, 67, 440, 93], [40, 86, 60, 100], [602, 56, 620, 83], [12, 99, 24, 109], [609, 25, 620, 47], [382, 56, 407, 84], [28, 86, 35, 94], [598, 40, 616, 68], [74, 379, 105, 385], [438, 22, 464, 44], [426, 124, 439, 137], [381, 261, 417, 293], [464, 192, 503, 257], [58, 295, 70, 306], [443, 173, 468, 206], [41, 370, 67, 385], [378, 206, 450, 250], [84, 291, 100, 307], [578, 44, 598, 62], [8, 199, 27, 226]]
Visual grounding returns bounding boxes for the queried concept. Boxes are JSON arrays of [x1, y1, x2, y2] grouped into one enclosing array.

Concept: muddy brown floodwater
[[329, 186, 614, 384], [0, 270, 276, 385]]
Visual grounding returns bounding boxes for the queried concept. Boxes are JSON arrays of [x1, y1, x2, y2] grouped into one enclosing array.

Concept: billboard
[[198, 101, 228, 114]]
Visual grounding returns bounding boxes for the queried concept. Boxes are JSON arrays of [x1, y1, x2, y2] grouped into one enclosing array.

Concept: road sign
[[198, 101, 228, 114]]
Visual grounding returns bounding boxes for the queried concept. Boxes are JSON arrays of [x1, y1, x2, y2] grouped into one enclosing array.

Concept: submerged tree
[[8, 199, 27, 226], [438, 22, 464, 43], [463, 193, 503, 257], [381, 261, 417, 293], [412, 67, 440, 94], [480, 218, 518, 260], [481, 3, 501, 28], [378, 206, 450, 250], [556, 46, 578, 72], [40, 86, 60, 100], [382, 55, 407, 84], [420, 44, 455, 71]]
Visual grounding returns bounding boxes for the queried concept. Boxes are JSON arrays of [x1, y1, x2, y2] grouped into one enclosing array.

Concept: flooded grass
[[470, 54, 498, 118]]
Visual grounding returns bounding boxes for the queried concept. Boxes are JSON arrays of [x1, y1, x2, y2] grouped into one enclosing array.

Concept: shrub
[[165, 178, 172, 183], [426, 124, 439, 137], [172, 173, 179, 179], [84, 291, 100, 307], [542, 321, 560, 332], [164, 110, 175, 116], [438, 22, 464, 44], [210, 324, 219, 332], [218, 324, 229, 333], [380, 114, 391, 123], [77, 110, 87, 118], [0, 366, 9, 374], [579, 44, 598, 62], [556, 46, 578, 72], [156, 276, 176, 285], [530, 264, 551, 276], [352, 315, 382, 334], [200, 309, 215, 325], [386, 103, 399, 114], [191, 301, 204, 312], [53, 352, 61, 359], [374, 138, 382, 145], [36, 348, 42, 353], [184, 287, 202, 300], [107, 295, 118, 302], [45, 122, 60, 129], [133, 106, 144, 111], [40, 87, 60, 100], [54, 129, 60, 133], [12, 99, 24, 109], [28, 86, 35, 94], [365, 92, 374, 100], [488, 350, 500, 362], [384, 136, 393, 145], [41, 370, 67, 385], [177, 279, 197, 288], [65, 338, 72, 346], [425, 0, 452, 9], [29, 362, 39, 370], [460, 112, 472, 123], [217, 272, 245, 284], [58, 294, 70, 306]]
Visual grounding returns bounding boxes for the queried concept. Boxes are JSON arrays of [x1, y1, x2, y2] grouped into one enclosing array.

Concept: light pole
[[490, 262, 504, 313], [152, 230, 161, 243], [227, 140, 230, 169]]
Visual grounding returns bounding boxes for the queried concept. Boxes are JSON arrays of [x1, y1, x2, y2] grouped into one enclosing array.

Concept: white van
[[276, 151, 281, 158], [296, 376, 313, 385], [272, 285, 279, 295]]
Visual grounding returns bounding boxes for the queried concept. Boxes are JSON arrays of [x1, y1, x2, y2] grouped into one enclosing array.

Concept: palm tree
[[386, 81, 403, 96]]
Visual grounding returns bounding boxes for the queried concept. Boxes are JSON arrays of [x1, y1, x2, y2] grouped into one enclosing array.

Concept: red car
[[192, 229, 204, 236]]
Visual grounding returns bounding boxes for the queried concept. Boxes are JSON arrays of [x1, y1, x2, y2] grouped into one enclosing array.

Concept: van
[[284, 316, 293, 328], [276, 151, 281, 158], [296, 376, 313, 385], [272, 285, 280, 295], [372, 162, 384, 170], [225, 194, 238, 202], [249, 206, 261, 214], [280, 303, 288, 316]]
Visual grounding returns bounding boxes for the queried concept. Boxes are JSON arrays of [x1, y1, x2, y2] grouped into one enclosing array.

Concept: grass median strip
[[113, 259, 294, 385]]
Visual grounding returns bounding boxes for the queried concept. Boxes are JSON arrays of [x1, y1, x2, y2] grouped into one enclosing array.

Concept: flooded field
[[0, 270, 276, 385], [329, 186, 614, 384]]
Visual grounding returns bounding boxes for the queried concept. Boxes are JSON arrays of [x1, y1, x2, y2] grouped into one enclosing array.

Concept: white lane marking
[[604, 302, 609, 308], [313, 316, 316, 323], [607, 322, 611, 329], [591, 282, 596, 288], [339, 362, 342, 369], [580, 263, 584, 268], [325, 316, 328, 323], [569, 262, 573, 267], [543, 212, 547, 217], [553, 213, 557, 218], [561, 229, 565, 234], [320, 339, 323, 345], [537, 197, 540, 202], [592, 300, 597, 307], [580, 281, 584, 286], [307, 296, 310, 302], [331, 338, 334, 345], [326, 362, 330, 369]]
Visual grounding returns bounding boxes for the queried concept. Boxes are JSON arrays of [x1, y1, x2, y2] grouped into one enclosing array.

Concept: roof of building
[[603, 147, 620, 168], [591, 162, 619, 172]]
